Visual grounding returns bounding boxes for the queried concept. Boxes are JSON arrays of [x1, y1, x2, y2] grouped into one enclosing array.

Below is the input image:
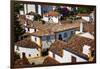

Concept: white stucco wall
[[31, 36, 41, 46], [48, 51, 53, 58], [51, 17, 59, 23], [14, 45, 40, 58], [25, 27, 28, 32], [90, 12, 95, 22], [42, 16, 59, 23], [24, 4, 36, 14], [42, 16, 49, 22], [82, 16, 90, 22], [53, 50, 87, 63], [29, 28, 35, 33], [42, 35, 55, 50], [19, 10, 24, 15]]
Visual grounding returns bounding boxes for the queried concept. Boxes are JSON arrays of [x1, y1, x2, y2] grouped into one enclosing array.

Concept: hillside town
[[13, 3, 96, 67]]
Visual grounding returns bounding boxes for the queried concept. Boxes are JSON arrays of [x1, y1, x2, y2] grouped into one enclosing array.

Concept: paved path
[[28, 56, 48, 65]]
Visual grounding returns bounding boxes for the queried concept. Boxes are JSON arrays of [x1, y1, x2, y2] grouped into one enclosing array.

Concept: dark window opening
[[71, 31, 74, 35], [71, 56, 76, 63], [35, 37, 37, 41], [47, 36, 50, 41], [37, 54, 38, 56], [58, 34, 63, 40], [28, 28, 30, 31], [64, 32, 68, 38], [34, 29, 36, 32], [29, 54, 31, 57], [16, 46, 19, 51], [53, 53, 55, 58], [22, 52, 26, 58]]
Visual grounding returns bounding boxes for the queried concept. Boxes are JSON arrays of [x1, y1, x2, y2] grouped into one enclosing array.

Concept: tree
[[34, 13, 42, 21], [14, 14, 25, 42], [14, 3, 25, 42], [77, 7, 93, 14], [14, 2, 24, 14]]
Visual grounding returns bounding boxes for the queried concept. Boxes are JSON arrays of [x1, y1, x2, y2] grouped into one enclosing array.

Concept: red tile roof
[[77, 13, 90, 16], [49, 35, 95, 59], [15, 37, 40, 48], [14, 57, 31, 68], [43, 11, 60, 16], [43, 56, 60, 65]]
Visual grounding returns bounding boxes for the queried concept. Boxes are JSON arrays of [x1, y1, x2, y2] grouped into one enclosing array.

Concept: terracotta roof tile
[[14, 57, 31, 68], [77, 13, 90, 16], [49, 35, 95, 59], [43, 11, 60, 16], [15, 37, 40, 48], [43, 56, 60, 65], [83, 23, 94, 33]]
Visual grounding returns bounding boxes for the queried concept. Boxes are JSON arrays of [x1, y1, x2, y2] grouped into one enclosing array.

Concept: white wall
[[82, 16, 90, 22], [42, 16, 59, 23], [0, 0, 98, 69], [56, 29, 75, 41], [31, 36, 40, 46], [42, 35, 55, 50], [14, 45, 40, 58], [24, 4, 36, 14], [19, 10, 24, 15], [48, 51, 53, 58], [51, 49, 87, 63], [29, 28, 35, 33], [52, 16, 59, 23], [42, 16, 49, 22]]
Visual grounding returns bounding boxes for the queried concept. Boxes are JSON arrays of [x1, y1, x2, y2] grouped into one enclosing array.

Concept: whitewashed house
[[14, 37, 41, 59], [48, 35, 95, 63], [19, 4, 41, 15], [42, 11, 60, 23], [27, 22, 80, 54], [76, 12, 95, 22]]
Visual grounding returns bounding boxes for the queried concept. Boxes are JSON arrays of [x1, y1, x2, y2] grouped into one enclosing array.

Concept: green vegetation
[[14, 3, 24, 14], [14, 52, 20, 61], [77, 7, 93, 13], [34, 14, 42, 21], [14, 3, 25, 42]]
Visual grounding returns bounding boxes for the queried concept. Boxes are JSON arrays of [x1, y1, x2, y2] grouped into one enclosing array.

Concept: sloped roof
[[15, 37, 40, 48], [43, 56, 60, 65], [49, 35, 95, 59], [14, 57, 31, 68], [43, 11, 60, 16]]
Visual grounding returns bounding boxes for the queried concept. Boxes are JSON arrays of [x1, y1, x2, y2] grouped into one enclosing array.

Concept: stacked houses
[[14, 4, 95, 65]]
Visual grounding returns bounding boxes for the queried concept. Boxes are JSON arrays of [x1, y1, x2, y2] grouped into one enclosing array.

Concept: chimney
[[80, 22, 83, 33]]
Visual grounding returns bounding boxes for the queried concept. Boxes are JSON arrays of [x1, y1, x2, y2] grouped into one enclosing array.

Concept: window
[[71, 31, 74, 35], [35, 37, 37, 41], [71, 56, 76, 63], [64, 32, 68, 38], [47, 36, 50, 41], [22, 52, 26, 58], [16, 46, 19, 51], [28, 28, 30, 31], [29, 54, 31, 57], [58, 34, 62, 40], [34, 29, 36, 32], [37, 54, 38, 56], [53, 53, 55, 58]]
